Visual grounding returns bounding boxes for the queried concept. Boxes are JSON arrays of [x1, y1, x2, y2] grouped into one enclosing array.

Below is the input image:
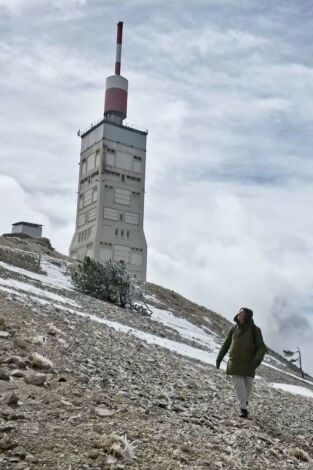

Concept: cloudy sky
[[1, 0, 313, 372]]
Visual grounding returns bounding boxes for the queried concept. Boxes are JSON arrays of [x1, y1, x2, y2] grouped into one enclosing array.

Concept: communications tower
[[70, 22, 147, 281]]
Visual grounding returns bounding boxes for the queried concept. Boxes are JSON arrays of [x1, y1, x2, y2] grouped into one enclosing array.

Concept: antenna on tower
[[104, 21, 128, 122], [115, 21, 123, 76]]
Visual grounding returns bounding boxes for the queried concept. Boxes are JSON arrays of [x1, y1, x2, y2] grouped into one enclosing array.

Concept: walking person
[[216, 307, 267, 418]]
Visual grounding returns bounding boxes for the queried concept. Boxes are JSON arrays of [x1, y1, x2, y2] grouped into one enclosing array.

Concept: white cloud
[[0, 0, 88, 14], [0, 175, 44, 228], [0, 175, 74, 255]]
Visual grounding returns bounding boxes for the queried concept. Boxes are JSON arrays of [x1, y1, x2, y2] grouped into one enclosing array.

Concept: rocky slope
[[0, 236, 313, 469]]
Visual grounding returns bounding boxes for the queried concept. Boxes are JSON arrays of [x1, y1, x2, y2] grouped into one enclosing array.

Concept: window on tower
[[95, 150, 100, 168], [88, 207, 97, 222], [116, 152, 132, 171], [115, 188, 131, 206], [125, 212, 139, 225], [84, 189, 92, 206], [133, 156, 142, 173], [104, 207, 118, 221], [87, 153, 95, 172], [113, 245, 130, 263], [104, 169, 120, 177], [78, 213, 86, 227], [106, 153, 115, 166], [92, 186, 98, 202], [81, 159, 87, 176], [126, 175, 141, 183]]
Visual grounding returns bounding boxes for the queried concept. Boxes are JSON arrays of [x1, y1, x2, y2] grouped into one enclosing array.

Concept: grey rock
[[0, 423, 15, 432], [12, 463, 30, 470], [25, 454, 36, 463], [77, 375, 89, 384], [8, 412, 26, 421], [0, 437, 16, 450], [13, 446, 27, 459], [2, 392, 19, 406], [88, 448, 101, 459], [0, 331, 10, 338], [10, 369, 25, 378], [14, 337, 31, 351], [24, 372, 47, 387], [0, 368, 10, 381], [5, 356, 27, 369], [93, 407, 114, 418]]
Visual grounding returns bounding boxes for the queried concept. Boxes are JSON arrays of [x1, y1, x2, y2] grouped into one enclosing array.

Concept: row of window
[[103, 169, 141, 184], [80, 171, 99, 190], [104, 184, 140, 198], [115, 228, 130, 238], [79, 187, 98, 209], [106, 150, 142, 174], [115, 188, 130, 205], [103, 205, 140, 225], [78, 226, 93, 242], [81, 152, 143, 180], [78, 207, 97, 227], [99, 244, 143, 266], [78, 209, 139, 231], [104, 169, 120, 177], [126, 175, 141, 183], [81, 150, 100, 176]]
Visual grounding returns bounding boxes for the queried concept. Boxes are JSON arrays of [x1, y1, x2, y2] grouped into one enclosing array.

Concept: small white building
[[12, 222, 43, 238]]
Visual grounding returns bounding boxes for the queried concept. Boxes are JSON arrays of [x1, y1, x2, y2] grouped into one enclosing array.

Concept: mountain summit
[[0, 236, 312, 469]]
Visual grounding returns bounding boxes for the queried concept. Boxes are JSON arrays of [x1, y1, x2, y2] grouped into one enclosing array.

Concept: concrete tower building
[[70, 22, 147, 281]]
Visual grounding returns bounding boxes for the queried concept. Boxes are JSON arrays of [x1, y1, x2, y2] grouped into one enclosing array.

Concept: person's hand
[[216, 360, 221, 369]]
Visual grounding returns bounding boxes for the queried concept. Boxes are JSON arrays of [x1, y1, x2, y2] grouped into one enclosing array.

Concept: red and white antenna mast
[[104, 21, 128, 123], [115, 21, 123, 75]]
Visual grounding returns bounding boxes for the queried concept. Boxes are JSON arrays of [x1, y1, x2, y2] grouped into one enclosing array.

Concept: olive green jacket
[[217, 318, 268, 378]]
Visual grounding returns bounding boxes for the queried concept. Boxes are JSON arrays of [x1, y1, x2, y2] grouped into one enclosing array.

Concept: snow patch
[[266, 363, 313, 387], [0, 278, 79, 307], [0, 257, 72, 290], [70, 309, 219, 367], [271, 383, 313, 398], [148, 305, 222, 351], [264, 355, 286, 368]]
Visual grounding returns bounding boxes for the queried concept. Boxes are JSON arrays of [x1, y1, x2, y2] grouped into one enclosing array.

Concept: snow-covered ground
[[148, 305, 221, 352], [0, 253, 313, 390], [0, 258, 72, 290], [0, 277, 79, 307], [264, 363, 313, 387], [264, 355, 287, 368], [72, 309, 221, 367], [270, 383, 313, 399]]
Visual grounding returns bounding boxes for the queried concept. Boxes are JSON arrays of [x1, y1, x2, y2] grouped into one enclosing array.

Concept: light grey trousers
[[231, 376, 254, 410]]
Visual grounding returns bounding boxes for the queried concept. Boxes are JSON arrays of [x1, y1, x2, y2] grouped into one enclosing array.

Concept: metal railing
[[78, 116, 148, 137]]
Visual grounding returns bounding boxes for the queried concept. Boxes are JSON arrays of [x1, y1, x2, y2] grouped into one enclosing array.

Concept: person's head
[[237, 307, 253, 324]]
